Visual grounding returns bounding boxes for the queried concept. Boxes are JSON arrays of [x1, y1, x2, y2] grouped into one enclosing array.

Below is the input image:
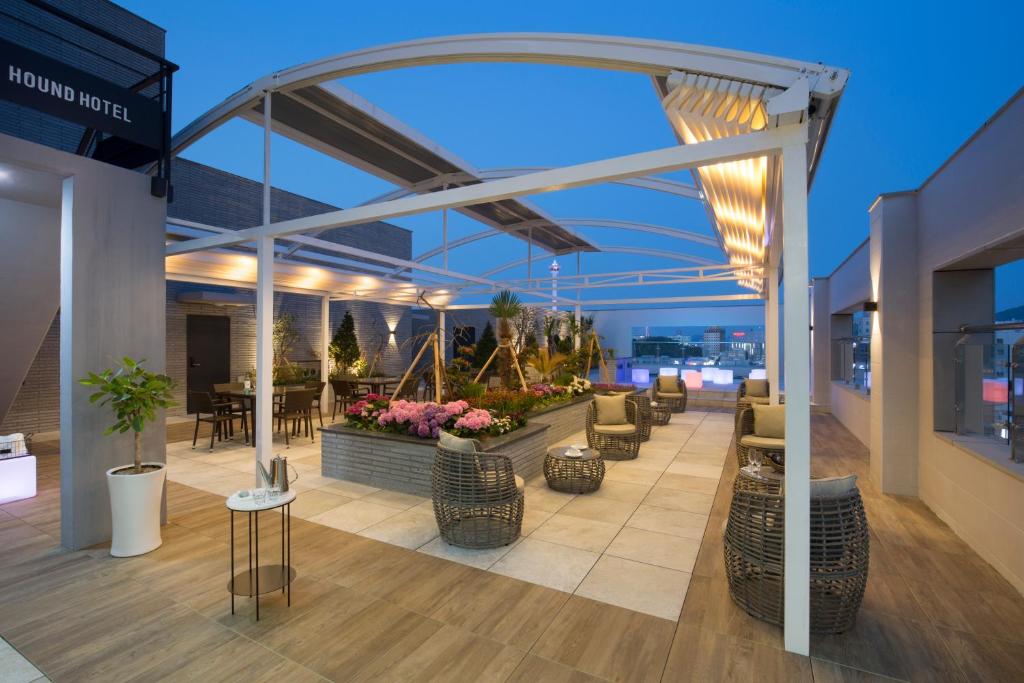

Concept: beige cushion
[[657, 375, 678, 393], [594, 394, 628, 425], [745, 379, 769, 397], [739, 434, 786, 450], [439, 430, 478, 453], [753, 404, 785, 438], [514, 474, 525, 493], [810, 474, 857, 498], [593, 423, 636, 435], [739, 395, 770, 405]]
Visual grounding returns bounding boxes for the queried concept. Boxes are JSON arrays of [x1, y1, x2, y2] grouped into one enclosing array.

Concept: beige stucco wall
[[829, 382, 870, 447], [813, 90, 1024, 594]]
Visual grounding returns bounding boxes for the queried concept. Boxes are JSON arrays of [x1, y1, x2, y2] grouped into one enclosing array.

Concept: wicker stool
[[724, 478, 869, 634], [627, 394, 652, 442], [432, 446, 524, 549], [544, 447, 605, 493], [650, 403, 672, 426]]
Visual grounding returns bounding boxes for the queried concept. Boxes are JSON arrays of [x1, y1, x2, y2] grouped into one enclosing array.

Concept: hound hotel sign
[[0, 37, 162, 149]]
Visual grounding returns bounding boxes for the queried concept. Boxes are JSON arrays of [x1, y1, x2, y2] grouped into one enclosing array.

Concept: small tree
[[79, 357, 176, 474], [273, 313, 300, 367], [474, 321, 497, 368], [329, 310, 360, 375]]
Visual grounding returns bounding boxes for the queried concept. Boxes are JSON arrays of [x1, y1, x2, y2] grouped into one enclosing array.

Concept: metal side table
[[226, 489, 296, 620]]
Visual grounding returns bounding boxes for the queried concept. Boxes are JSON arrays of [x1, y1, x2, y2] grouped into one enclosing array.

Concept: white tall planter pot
[[106, 462, 165, 557]]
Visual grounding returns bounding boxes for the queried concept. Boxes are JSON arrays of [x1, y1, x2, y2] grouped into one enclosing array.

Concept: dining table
[[351, 376, 402, 396], [218, 387, 288, 448]]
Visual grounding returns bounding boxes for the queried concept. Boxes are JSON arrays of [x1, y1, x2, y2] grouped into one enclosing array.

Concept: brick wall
[[0, 0, 166, 154]]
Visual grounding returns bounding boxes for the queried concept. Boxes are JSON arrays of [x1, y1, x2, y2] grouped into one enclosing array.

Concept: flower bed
[[346, 394, 522, 439]]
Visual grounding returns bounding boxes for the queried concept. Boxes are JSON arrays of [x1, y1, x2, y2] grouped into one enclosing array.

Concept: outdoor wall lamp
[[862, 301, 878, 312]]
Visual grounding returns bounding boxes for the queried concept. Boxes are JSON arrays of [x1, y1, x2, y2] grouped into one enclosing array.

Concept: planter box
[[527, 393, 593, 444], [320, 422, 549, 497]]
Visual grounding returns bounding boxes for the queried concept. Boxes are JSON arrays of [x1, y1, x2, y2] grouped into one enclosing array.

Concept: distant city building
[[703, 326, 725, 356]]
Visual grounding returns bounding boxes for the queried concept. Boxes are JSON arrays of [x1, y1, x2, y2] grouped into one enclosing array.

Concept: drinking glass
[[253, 488, 268, 504], [750, 450, 763, 473]]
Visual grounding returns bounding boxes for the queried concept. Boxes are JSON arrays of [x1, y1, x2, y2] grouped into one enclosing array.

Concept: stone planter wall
[[321, 423, 549, 497], [528, 395, 592, 444]]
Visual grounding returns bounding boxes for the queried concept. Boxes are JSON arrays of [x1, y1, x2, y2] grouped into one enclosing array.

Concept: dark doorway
[[186, 315, 230, 413]]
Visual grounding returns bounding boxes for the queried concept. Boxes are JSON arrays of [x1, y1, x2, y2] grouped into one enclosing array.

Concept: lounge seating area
[[4, 4, 1024, 680]]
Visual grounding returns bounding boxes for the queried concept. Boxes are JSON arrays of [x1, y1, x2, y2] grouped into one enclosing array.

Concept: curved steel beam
[[361, 168, 702, 205], [172, 33, 847, 156], [397, 219, 718, 276], [557, 219, 718, 247], [481, 246, 719, 277]]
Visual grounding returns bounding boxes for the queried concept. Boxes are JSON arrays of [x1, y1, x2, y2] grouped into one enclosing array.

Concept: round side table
[[734, 464, 783, 494], [544, 447, 605, 493], [650, 402, 672, 426], [226, 489, 296, 620]]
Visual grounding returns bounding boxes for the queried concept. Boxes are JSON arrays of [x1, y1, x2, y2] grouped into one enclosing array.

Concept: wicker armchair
[[432, 446, 524, 549], [735, 379, 772, 428], [585, 400, 641, 460], [626, 393, 652, 442], [724, 477, 869, 634], [736, 406, 786, 470], [653, 376, 688, 413]]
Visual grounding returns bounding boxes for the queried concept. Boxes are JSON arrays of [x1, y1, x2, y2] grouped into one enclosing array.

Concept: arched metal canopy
[[168, 32, 848, 303]]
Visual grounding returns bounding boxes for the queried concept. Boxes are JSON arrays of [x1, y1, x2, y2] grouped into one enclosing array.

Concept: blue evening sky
[[124, 0, 1024, 308]]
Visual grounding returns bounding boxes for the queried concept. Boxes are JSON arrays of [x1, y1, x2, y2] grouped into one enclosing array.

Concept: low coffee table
[[650, 402, 672, 426], [544, 446, 605, 494]]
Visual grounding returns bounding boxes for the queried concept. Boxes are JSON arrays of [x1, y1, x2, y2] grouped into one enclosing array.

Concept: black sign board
[[0, 37, 163, 149]]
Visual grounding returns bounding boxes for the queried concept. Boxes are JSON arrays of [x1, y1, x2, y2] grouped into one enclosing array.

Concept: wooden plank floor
[[2, 414, 1022, 682]]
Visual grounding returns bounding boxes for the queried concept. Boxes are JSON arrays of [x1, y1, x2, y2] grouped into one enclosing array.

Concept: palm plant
[[489, 290, 522, 341], [527, 348, 569, 382]]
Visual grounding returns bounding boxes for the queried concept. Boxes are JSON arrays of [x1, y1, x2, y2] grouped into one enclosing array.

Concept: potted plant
[[80, 357, 175, 557], [489, 290, 522, 343]]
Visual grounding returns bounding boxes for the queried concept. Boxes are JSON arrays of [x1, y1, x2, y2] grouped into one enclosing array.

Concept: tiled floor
[[0, 637, 47, 683], [165, 410, 733, 620]]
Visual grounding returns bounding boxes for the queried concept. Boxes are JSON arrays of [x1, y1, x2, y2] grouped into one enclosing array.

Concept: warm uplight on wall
[[862, 301, 878, 312]]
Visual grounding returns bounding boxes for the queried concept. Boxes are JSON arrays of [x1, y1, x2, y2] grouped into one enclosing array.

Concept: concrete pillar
[[60, 167, 167, 550], [869, 193, 923, 495], [321, 295, 331, 404], [811, 277, 831, 406], [574, 305, 582, 351], [781, 138, 810, 655], [766, 267, 780, 404]]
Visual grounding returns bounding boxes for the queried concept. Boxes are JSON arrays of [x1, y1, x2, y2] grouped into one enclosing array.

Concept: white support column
[[256, 91, 274, 481], [574, 304, 582, 351], [438, 310, 446, 365], [766, 267, 780, 404], [255, 236, 274, 477], [442, 182, 449, 271], [320, 293, 330, 384], [781, 137, 810, 656]]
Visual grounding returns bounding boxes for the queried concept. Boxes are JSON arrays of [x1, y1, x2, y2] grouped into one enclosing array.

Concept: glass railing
[[832, 337, 871, 393], [630, 340, 765, 381], [948, 325, 1024, 463], [953, 338, 1010, 443]]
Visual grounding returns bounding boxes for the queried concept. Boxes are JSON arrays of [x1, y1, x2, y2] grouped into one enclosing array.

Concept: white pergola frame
[[167, 33, 848, 655]]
